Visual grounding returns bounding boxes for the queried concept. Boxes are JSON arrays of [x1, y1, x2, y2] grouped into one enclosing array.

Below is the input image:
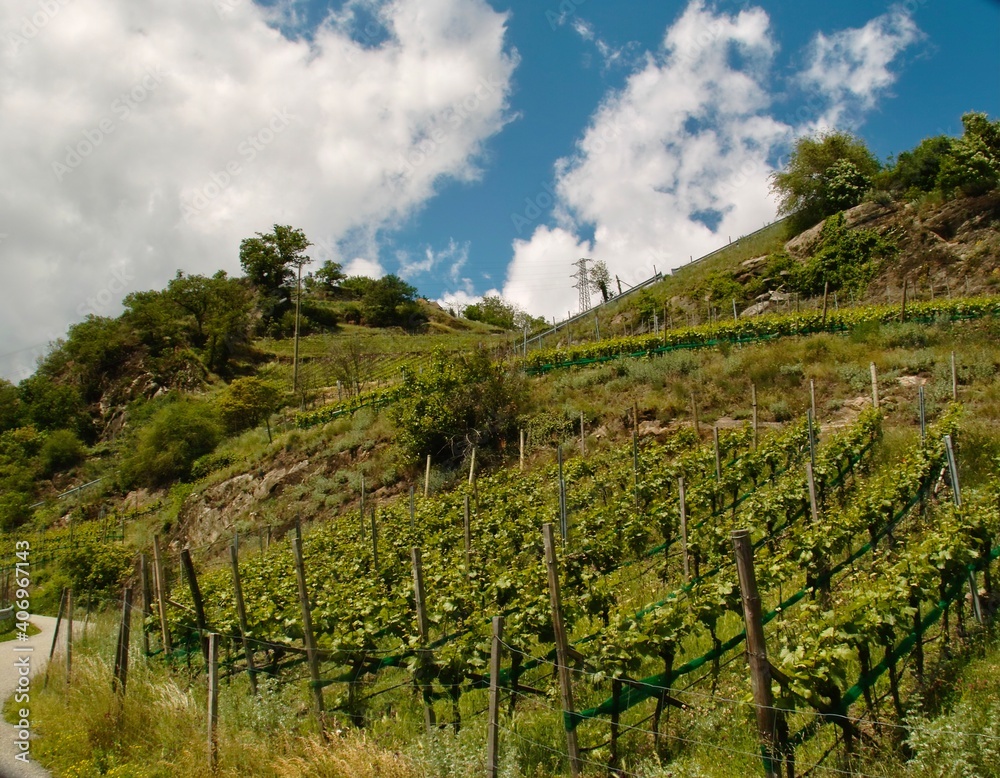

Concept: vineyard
[[30, 391, 990, 777]]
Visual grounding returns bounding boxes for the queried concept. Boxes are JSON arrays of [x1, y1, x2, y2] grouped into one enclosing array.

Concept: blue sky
[[0, 0, 998, 378]]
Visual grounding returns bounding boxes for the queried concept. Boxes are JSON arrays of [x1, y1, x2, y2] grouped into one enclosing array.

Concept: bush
[[389, 348, 526, 462], [58, 539, 133, 601], [39, 429, 85, 476], [121, 398, 222, 487]]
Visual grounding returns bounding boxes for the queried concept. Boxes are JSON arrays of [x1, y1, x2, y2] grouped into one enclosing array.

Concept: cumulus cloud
[[500, 0, 921, 321], [799, 8, 923, 130], [0, 0, 516, 379]]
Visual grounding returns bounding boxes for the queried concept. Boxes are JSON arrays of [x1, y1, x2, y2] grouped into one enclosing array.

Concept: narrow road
[[0, 617, 59, 778]]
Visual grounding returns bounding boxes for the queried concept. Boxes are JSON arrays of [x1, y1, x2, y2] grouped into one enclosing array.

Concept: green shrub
[[57, 539, 133, 601], [121, 398, 222, 487], [39, 429, 85, 476]]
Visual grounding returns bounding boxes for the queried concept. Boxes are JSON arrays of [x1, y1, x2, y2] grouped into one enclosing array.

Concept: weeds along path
[[0, 616, 58, 778]]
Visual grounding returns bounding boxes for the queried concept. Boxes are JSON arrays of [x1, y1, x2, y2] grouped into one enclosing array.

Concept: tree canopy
[[770, 131, 881, 230]]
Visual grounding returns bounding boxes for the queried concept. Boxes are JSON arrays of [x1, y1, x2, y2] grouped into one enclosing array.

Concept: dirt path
[[0, 617, 59, 778]]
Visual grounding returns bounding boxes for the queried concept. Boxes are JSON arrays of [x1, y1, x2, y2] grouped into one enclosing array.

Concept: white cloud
[[502, 1, 784, 319], [343, 256, 386, 279], [0, 0, 516, 379], [501, 0, 921, 321], [397, 237, 470, 285], [799, 9, 923, 130]]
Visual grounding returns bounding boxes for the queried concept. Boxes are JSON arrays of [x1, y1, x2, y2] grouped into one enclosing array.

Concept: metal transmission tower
[[571, 257, 592, 313]]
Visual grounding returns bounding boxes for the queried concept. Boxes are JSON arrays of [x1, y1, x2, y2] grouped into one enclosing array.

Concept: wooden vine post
[[43, 588, 66, 689], [292, 535, 326, 724], [152, 535, 172, 655], [207, 632, 220, 772], [731, 530, 783, 778], [918, 385, 927, 442], [805, 463, 819, 525], [425, 454, 432, 497], [944, 434, 983, 624], [951, 351, 958, 401], [519, 429, 526, 471], [713, 426, 721, 481], [180, 549, 210, 668], [371, 507, 379, 571], [751, 383, 759, 450], [870, 363, 880, 409], [139, 554, 152, 657], [486, 615, 504, 778], [632, 430, 640, 509], [463, 495, 472, 568], [691, 393, 701, 437], [678, 477, 691, 583], [557, 446, 568, 544], [65, 588, 72, 685], [228, 543, 258, 696], [579, 412, 586, 457], [113, 585, 133, 698], [360, 474, 366, 540], [411, 547, 436, 730], [542, 523, 582, 777]]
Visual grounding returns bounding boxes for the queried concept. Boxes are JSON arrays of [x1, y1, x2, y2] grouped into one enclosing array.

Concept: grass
[[0, 620, 40, 642]]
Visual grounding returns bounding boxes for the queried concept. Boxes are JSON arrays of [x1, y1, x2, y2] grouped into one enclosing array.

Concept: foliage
[[120, 397, 222, 487], [463, 295, 520, 330], [239, 224, 311, 331], [311, 259, 346, 291], [389, 348, 526, 462], [39, 429, 85, 476], [879, 135, 954, 199], [771, 131, 881, 229], [792, 212, 897, 295], [359, 274, 425, 328], [589, 260, 613, 303], [57, 539, 133, 600], [216, 377, 283, 437], [165, 271, 254, 373], [17, 374, 91, 441], [937, 111, 1000, 197], [0, 379, 24, 433]]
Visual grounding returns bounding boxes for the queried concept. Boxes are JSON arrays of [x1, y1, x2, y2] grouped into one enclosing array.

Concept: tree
[[120, 398, 222, 487], [360, 274, 423, 328], [238, 225, 311, 298], [389, 348, 526, 463], [770, 131, 881, 230], [589, 260, 613, 303], [936, 112, 1000, 197], [880, 135, 954, 198], [463, 296, 519, 329], [216, 377, 283, 442], [313, 259, 346, 291], [0, 380, 24, 433], [17, 374, 90, 440], [326, 338, 375, 398]]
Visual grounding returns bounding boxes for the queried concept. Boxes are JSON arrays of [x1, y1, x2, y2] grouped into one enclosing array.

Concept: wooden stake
[[180, 549, 210, 667], [65, 588, 72, 685], [113, 585, 133, 696], [731, 530, 781, 778], [579, 412, 586, 457], [463, 495, 472, 568], [43, 588, 66, 689], [425, 455, 431, 497], [519, 429, 525, 471], [486, 616, 504, 778], [805, 462, 819, 525], [542, 524, 582, 778], [292, 536, 325, 721], [918, 385, 926, 442], [712, 426, 721, 481], [691, 394, 701, 437], [821, 281, 829, 326], [468, 447, 476, 486], [207, 632, 220, 772], [632, 430, 640, 510], [807, 409, 816, 472], [951, 351, 958, 401], [370, 507, 379, 571], [751, 383, 758, 451], [679, 478, 690, 583], [870, 363, 880, 409], [139, 554, 152, 657], [229, 544, 258, 696], [944, 434, 961, 507], [732, 298, 739, 323], [809, 379, 817, 423], [360, 474, 366, 539], [411, 548, 435, 730], [152, 535, 172, 655], [557, 446, 568, 544]]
